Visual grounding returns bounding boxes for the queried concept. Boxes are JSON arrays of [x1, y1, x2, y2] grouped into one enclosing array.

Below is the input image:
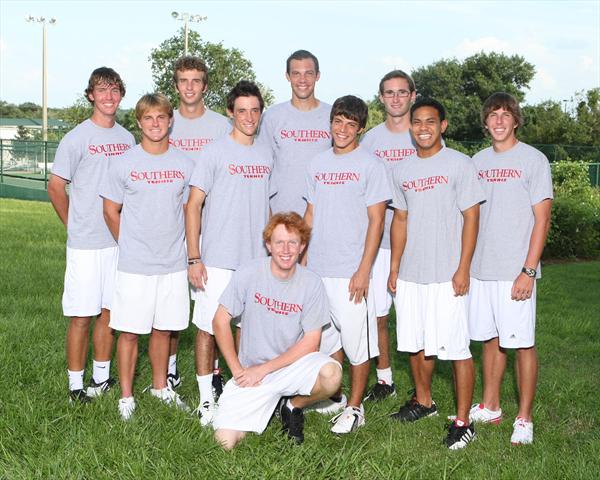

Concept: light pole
[[26, 15, 56, 142], [171, 11, 207, 55]]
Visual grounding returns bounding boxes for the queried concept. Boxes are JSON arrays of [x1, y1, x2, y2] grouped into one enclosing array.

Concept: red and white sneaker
[[469, 403, 502, 424], [511, 417, 534, 445]]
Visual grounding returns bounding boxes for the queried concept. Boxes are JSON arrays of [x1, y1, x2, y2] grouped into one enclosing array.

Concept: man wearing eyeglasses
[[258, 50, 331, 215], [360, 70, 417, 402]]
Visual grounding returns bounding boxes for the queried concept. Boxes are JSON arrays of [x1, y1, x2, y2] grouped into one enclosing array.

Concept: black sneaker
[[445, 421, 476, 450], [69, 389, 92, 404], [280, 400, 305, 444], [390, 396, 438, 422], [364, 381, 397, 402], [167, 370, 181, 389], [212, 372, 225, 401], [87, 377, 116, 398]]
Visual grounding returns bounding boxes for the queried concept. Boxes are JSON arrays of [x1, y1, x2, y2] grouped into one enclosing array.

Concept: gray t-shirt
[[391, 147, 486, 284], [52, 119, 135, 249], [306, 146, 392, 278], [471, 142, 553, 281], [100, 145, 194, 275], [361, 124, 417, 249], [169, 109, 230, 161], [258, 101, 332, 215], [219, 257, 330, 368], [189, 135, 273, 270]]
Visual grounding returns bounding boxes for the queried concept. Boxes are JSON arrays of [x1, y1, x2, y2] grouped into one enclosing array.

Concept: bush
[[545, 160, 600, 259]]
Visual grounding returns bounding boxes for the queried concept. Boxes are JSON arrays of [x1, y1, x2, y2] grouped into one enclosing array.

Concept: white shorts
[[191, 267, 233, 334], [62, 246, 118, 317], [109, 270, 190, 335], [213, 352, 340, 434], [372, 248, 393, 317], [394, 280, 471, 361], [468, 278, 536, 349], [319, 277, 379, 365]]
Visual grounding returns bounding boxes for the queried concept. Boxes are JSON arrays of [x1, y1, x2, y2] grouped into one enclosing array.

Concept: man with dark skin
[[388, 99, 485, 449]]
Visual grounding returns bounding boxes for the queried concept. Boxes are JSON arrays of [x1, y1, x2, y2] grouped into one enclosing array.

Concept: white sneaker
[[196, 401, 216, 427], [469, 403, 502, 424], [150, 386, 190, 413], [87, 377, 116, 398], [511, 417, 534, 445], [330, 405, 365, 434], [118, 396, 136, 421], [309, 394, 347, 415]]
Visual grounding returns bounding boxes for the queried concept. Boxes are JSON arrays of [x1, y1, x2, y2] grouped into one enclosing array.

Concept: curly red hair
[[263, 212, 311, 246]]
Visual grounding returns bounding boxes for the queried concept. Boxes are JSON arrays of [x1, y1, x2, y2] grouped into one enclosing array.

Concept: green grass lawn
[[1, 198, 598, 479]]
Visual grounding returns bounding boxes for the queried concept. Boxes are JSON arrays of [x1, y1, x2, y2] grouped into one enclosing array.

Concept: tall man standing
[[259, 50, 331, 215], [469, 92, 553, 445], [388, 99, 485, 449], [167, 56, 231, 392], [360, 70, 417, 401], [186, 81, 273, 427], [48, 67, 135, 402]]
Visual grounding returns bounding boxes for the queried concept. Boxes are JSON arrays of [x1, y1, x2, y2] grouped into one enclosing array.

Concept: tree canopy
[[411, 52, 536, 141], [149, 29, 273, 113]]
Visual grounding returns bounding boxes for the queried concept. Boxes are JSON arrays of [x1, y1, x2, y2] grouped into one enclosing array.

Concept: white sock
[[68, 369, 84, 391], [286, 398, 296, 410], [213, 358, 219, 371], [168, 354, 177, 376], [92, 360, 110, 383], [196, 373, 213, 405], [376, 367, 393, 385]]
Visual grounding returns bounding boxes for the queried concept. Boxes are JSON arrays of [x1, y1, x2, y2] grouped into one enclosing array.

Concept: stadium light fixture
[[26, 15, 57, 142], [171, 11, 207, 55]]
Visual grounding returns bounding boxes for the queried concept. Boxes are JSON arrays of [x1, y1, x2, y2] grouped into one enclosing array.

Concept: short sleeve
[[99, 157, 125, 205], [52, 135, 79, 182], [183, 157, 195, 204], [528, 153, 554, 206], [390, 166, 408, 211], [299, 276, 330, 332], [365, 159, 393, 207], [304, 162, 316, 204], [189, 152, 214, 194], [218, 269, 247, 318], [456, 157, 486, 211]]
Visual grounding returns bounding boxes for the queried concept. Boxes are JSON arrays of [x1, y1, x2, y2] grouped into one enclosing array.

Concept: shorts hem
[[63, 308, 102, 318]]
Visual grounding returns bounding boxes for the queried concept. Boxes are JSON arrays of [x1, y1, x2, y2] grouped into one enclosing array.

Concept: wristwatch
[[521, 267, 536, 278]]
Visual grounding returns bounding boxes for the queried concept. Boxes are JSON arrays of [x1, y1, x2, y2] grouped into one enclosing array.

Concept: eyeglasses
[[382, 89, 411, 99]]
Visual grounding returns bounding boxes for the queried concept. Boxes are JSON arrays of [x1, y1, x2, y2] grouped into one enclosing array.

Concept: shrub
[[545, 160, 600, 259]]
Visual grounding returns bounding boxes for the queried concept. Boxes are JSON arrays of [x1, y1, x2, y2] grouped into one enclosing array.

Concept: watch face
[[523, 267, 536, 277]]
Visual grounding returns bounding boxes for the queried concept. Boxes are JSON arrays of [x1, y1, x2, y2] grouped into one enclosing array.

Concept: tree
[[149, 29, 274, 113], [61, 97, 93, 128], [365, 95, 385, 132], [520, 88, 600, 159], [117, 108, 141, 142], [412, 52, 535, 141], [520, 100, 574, 146], [571, 88, 600, 146]]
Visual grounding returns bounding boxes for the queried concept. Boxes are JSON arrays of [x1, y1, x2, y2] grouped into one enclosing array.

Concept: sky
[[1, 0, 599, 110]]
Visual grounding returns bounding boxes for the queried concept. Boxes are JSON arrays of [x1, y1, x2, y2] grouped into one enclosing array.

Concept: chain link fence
[[1, 139, 598, 202]]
